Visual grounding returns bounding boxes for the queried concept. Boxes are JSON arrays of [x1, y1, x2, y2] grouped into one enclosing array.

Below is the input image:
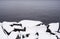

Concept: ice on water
[[0, 20, 60, 39]]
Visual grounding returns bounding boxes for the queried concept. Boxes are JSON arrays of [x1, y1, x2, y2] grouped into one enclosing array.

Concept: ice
[[54, 32, 60, 38], [19, 20, 43, 39], [20, 22, 52, 39], [49, 23, 59, 33], [36, 24, 57, 39], [19, 20, 43, 34], [13, 25, 24, 29], [59, 30, 60, 32], [0, 20, 60, 39], [48, 22, 60, 39], [38, 30, 57, 39], [8, 31, 19, 39], [19, 20, 42, 27], [20, 31, 37, 39], [0, 22, 2, 26], [2, 21, 17, 33], [0, 22, 8, 39], [20, 25, 36, 38], [36, 24, 47, 32], [18, 20, 58, 39], [50, 35, 57, 39]]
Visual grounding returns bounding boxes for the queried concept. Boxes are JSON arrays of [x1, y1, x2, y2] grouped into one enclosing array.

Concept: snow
[[2, 21, 17, 33], [0, 20, 60, 39], [0, 22, 8, 39], [59, 30, 60, 32], [49, 23, 59, 33], [55, 32, 60, 38], [8, 31, 19, 39], [19, 20, 42, 27]]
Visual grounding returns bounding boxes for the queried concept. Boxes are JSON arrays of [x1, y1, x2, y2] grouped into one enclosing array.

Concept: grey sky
[[0, 1, 60, 24], [0, 0, 60, 1]]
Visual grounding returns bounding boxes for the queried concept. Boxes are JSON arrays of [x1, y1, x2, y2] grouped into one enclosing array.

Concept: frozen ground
[[0, 20, 60, 39]]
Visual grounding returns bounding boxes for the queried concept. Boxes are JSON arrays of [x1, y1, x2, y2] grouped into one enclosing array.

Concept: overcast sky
[[0, 0, 60, 24], [0, 0, 60, 1]]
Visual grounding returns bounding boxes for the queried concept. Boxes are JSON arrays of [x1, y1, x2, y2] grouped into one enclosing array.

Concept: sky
[[0, 0, 60, 1], [0, 0, 60, 24]]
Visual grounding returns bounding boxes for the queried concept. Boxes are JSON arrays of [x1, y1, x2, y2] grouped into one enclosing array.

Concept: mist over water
[[0, 1, 60, 24]]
